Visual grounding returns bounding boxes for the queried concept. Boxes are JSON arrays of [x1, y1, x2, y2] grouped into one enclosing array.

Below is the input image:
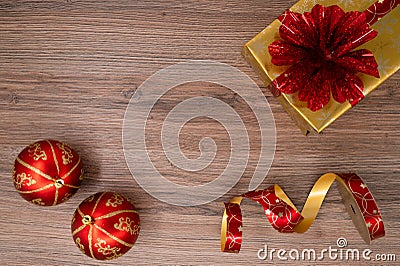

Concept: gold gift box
[[243, 0, 400, 134]]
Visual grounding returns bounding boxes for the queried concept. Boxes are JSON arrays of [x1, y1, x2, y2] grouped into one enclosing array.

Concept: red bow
[[268, 4, 380, 111]]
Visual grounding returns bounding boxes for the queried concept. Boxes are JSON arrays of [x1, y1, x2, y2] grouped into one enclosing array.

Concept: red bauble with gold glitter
[[13, 140, 83, 206], [71, 192, 140, 260]]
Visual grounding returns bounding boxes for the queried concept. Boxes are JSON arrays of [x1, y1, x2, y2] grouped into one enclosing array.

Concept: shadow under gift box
[[243, 0, 400, 135]]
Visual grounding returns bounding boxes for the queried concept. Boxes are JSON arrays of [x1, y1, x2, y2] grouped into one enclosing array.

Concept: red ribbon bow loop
[[268, 4, 381, 111]]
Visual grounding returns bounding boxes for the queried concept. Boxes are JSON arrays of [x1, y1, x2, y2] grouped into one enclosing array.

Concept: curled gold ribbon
[[221, 173, 385, 253]]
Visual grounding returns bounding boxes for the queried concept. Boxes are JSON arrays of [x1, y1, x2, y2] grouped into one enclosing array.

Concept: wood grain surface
[[0, 0, 399, 265]]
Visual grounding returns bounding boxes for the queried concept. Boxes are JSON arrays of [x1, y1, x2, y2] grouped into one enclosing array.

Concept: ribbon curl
[[221, 173, 385, 253]]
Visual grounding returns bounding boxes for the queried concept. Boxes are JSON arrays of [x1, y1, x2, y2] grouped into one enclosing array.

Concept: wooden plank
[[0, 0, 399, 265]]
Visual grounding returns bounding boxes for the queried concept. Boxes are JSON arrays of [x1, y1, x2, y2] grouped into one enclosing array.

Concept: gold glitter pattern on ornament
[[75, 237, 85, 254], [91, 192, 106, 215], [114, 217, 140, 235], [106, 193, 124, 207], [56, 142, 73, 165], [27, 142, 47, 161], [46, 140, 60, 174], [94, 238, 122, 260], [85, 194, 95, 203], [62, 193, 72, 202], [17, 183, 53, 194], [16, 157, 53, 181], [31, 198, 45, 206], [71, 212, 76, 224], [88, 226, 95, 258], [53, 187, 60, 206], [93, 224, 134, 247], [14, 172, 36, 189], [96, 209, 138, 220], [61, 158, 81, 181], [79, 168, 84, 181]]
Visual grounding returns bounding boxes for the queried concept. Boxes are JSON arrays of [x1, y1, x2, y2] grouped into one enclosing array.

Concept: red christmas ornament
[[268, 4, 380, 111], [71, 192, 140, 260], [13, 140, 83, 206]]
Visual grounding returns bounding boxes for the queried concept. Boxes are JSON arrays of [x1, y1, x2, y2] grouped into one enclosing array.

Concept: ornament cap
[[54, 178, 64, 188], [82, 215, 94, 225]]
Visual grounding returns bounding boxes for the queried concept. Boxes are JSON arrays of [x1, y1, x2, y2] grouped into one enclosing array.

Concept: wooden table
[[1, 1, 399, 265]]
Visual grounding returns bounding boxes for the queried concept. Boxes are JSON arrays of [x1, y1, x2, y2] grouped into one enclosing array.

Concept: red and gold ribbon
[[364, 0, 400, 26], [221, 173, 385, 253]]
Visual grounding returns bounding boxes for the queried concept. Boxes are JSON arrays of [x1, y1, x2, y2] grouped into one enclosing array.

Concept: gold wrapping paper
[[243, 0, 400, 134]]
